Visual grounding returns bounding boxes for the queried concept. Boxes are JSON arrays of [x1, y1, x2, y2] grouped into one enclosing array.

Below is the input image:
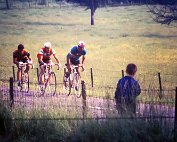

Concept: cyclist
[[13, 44, 32, 86], [37, 42, 61, 85], [65, 40, 87, 80]]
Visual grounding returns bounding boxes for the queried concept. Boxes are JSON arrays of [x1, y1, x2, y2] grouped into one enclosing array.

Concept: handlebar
[[71, 65, 85, 72], [65, 64, 83, 68], [18, 61, 34, 69], [43, 63, 61, 70]]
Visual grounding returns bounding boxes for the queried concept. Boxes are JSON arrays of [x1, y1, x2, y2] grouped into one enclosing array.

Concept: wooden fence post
[[9, 77, 14, 108], [175, 87, 177, 134], [90, 68, 94, 88], [81, 80, 87, 119], [12, 66, 15, 82], [122, 70, 124, 78], [158, 72, 162, 99]]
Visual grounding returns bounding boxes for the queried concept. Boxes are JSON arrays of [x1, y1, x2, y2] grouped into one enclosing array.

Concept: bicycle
[[38, 62, 59, 96], [63, 64, 83, 97], [17, 61, 33, 92]]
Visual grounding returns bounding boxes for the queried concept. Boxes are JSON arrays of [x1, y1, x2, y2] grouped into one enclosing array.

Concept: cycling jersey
[[13, 49, 30, 63], [67, 46, 86, 62], [37, 47, 56, 63]]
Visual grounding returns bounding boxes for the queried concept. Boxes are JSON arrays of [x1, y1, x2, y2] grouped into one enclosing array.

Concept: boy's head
[[126, 63, 137, 76]]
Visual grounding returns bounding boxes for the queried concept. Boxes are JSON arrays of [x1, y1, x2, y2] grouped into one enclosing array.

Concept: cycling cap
[[44, 42, 52, 48], [78, 41, 86, 48]]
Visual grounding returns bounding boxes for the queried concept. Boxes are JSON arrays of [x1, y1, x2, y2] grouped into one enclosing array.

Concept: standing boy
[[115, 63, 141, 115]]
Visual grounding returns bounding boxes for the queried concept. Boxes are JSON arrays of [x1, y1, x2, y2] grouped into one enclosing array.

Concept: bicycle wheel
[[63, 74, 71, 96], [74, 74, 81, 98], [21, 73, 29, 93], [47, 72, 56, 96]]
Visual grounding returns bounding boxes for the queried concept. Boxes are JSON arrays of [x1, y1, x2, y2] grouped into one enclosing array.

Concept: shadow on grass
[[140, 33, 177, 38], [24, 21, 75, 26]]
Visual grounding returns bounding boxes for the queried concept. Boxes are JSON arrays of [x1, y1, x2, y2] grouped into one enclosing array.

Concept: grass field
[[0, 5, 176, 141], [0, 5, 177, 91]]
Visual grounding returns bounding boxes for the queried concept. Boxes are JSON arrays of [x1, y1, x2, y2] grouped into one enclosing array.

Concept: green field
[[0, 5, 177, 91]]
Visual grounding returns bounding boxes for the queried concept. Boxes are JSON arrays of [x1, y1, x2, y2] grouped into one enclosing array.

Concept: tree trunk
[[89, 0, 98, 25], [91, 8, 94, 25], [5, 0, 10, 9]]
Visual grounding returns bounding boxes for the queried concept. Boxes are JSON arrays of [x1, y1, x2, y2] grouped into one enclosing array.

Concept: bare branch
[[146, 0, 177, 25]]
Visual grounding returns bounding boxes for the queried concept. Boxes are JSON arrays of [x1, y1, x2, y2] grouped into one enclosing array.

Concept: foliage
[[71, 119, 175, 142]]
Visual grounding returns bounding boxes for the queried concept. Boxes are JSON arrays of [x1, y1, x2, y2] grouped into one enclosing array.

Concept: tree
[[88, 0, 109, 25], [88, 0, 98, 25], [147, 0, 177, 25]]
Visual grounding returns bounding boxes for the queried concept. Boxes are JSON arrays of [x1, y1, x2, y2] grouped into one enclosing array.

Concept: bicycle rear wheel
[[47, 72, 56, 96]]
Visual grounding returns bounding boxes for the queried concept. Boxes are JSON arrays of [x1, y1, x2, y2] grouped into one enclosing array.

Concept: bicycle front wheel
[[47, 72, 56, 96], [21, 74, 29, 93], [63, 75, 71, 96], [74, 74, 81, 98]]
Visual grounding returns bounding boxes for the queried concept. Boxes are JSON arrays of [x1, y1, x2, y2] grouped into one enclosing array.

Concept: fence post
[[175, 87, 177, 135], [81, 80, 87, 119], [122, 70, 124, 78], [90, 68, 94, 88], [9, 77, 14, 108], [158, 72, 162, 99], [12, 66, 15, 82]]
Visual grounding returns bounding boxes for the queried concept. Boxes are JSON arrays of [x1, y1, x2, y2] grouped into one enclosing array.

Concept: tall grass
[[0, 100, 176, 142]]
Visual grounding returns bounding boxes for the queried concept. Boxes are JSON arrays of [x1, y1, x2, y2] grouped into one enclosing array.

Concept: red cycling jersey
[[13, 49, 30, 62], [37, 47, 56, 62]]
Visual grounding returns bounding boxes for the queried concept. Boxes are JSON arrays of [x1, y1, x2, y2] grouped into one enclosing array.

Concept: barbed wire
[[2, 116, 175, 121]]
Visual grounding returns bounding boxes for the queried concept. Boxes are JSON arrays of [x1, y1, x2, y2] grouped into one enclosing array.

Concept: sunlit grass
[[0, 5, 177, 93]]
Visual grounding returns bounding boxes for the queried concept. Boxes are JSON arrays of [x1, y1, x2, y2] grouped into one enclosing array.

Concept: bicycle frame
[[38, 63, 58, 96], [63, 65, 82, 97], [18, 61, 33, 92]]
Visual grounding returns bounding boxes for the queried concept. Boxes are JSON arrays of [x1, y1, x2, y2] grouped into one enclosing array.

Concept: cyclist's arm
[[38, 54, 44, 64], [68, 52, 75, 58], [53, 54, 60, 64], [13, 57, 19, 65], [13, 53, 19, 65], [82, 55, 86, 66], [27, 52, 32, 61]]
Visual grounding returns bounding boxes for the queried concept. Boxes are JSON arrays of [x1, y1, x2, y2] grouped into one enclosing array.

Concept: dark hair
[[126, 63, 137, 76], [18, 44, 24, 50]]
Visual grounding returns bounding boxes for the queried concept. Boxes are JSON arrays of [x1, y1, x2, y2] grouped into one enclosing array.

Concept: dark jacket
[[115, 76, 141, 104]]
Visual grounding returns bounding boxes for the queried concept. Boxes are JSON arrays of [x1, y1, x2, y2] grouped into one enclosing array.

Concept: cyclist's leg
[[24, 63, 30, 80], [39, 62, 45, 85], [46, 60, 53, 82], [65, 57, 72, 78], [17, 65, 22, 86], [75, 60, 81, 79]]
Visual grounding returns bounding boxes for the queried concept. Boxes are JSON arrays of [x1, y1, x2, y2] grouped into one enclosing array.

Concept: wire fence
[[0, 65, 177, 122], [0, 77, 176, 118]]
